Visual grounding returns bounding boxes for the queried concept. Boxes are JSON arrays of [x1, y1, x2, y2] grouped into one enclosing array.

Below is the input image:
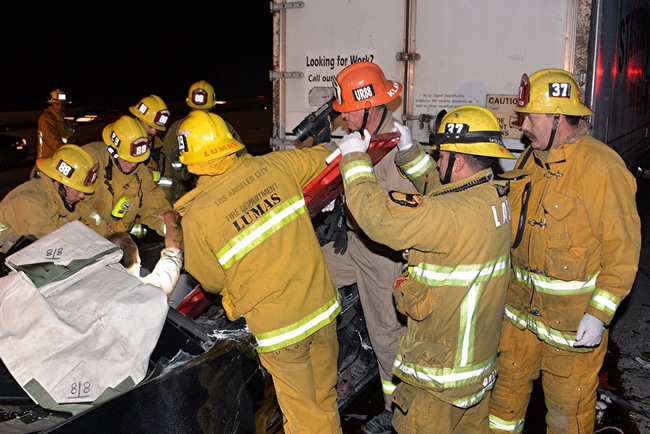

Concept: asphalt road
[[606, 172, 650, 433]]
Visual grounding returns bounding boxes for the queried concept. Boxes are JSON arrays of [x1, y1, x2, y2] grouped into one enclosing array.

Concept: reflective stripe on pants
[[489, 321, 608, 434], [258, 321, 341, 434]]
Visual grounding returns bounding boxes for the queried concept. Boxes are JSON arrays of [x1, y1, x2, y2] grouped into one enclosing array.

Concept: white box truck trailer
[[269, 0, 650, 172]]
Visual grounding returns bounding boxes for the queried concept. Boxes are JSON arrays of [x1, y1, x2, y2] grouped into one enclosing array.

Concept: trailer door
[[408, 0, 574, 169], [271, 0, 406, 149]]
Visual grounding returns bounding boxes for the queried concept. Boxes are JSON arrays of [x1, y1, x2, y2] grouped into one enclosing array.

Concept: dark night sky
[[1, 2, 273, 111]]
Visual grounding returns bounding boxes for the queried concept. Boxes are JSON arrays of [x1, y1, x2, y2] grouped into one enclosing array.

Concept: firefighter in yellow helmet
[[77, 115, 173, 238], [159, 80, 245, 206], [128, 95, 172, 236], [129, 95, 171, 184], [314, 61, 422, 433], [37, 89, 77, 158], [335, 105, 515, 433], [0, 144, 98, 250], [174, 110, 341, 434], [488, 69, 641, 434]]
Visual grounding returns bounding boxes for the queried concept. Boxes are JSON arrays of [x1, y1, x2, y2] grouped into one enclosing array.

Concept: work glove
[[313, 121, 332, 146], [326, 198, 348, 254], [106, 220, 128, 235], [338, 129, 371, 156], [321, 199, 336, 213], [392, 121, 414, 152], [314, 197, 348, 254], [574, 313, 605, 347]]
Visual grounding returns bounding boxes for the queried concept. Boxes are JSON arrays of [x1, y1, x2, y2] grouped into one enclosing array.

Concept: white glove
[[338, 129, 371, 156], [574, 313, 605, 347], [321, 199, 336, 213], [393, 121, 414, 152]]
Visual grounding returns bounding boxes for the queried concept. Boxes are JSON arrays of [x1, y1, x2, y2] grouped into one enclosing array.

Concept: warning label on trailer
[[486, 94, 523, 139]]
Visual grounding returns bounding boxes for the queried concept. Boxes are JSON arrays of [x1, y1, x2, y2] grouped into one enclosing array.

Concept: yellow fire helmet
[[129, 95, 171, 131], [47, 89, 70, 104], [102, 116, 151, 163], [177, 111, 245, 165], [515, 68, 593, 116], [431, 105, 515, 159], [37, 144, 99, 193], [332, 61, 403, 113], [186, 80, 218, 109]]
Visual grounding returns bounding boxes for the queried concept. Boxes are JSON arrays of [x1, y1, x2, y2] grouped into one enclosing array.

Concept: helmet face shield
[[517, 74, 531, 109], [84, 163, 99, 187], [128, 137, 151, 160], [190, 88, 210, 107], [153, 109, 170, 128]]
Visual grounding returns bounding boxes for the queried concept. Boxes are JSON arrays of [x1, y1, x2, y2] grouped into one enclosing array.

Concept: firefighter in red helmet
[[319, 61, 434, 434]]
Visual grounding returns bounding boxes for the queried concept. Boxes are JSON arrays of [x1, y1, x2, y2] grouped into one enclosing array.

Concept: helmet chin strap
[[355, 106, 387, 135], [543, 114, 561, 151], [441, 152, 457, 185], [356, 108, 371, 133], [57, 182, 76, 212], [106, 145, 137, 175], [116, 158, 136, 175]]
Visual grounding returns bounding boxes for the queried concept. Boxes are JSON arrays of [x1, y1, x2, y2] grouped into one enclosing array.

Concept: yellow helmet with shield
[[129, 95, 171, 131], [177, 111, 244, 165], [515, 68, 593, 116], [431, 105, 515, 159], [102, 116, 151, 163], [37, 144, 98, 193], [186, 80, 218, 109], [47, 89, 70, 104]]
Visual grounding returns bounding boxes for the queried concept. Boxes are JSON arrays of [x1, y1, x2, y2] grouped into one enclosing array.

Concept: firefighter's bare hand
[[392, 122, 414, 152], [292, 137, 313, 149], [155, 210, 181, 226], [338, 129, 370, 156], [155, 211, 183, 249], [574, 313, 605, 347], [106, 220, 127, 235]]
